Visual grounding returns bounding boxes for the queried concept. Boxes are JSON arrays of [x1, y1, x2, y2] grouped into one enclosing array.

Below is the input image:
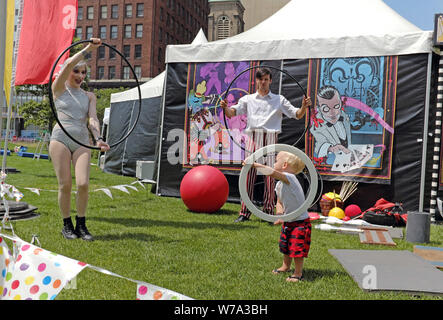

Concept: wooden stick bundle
[[339, 181, 358, 202]]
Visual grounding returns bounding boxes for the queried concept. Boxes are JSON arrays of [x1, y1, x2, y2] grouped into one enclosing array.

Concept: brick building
[[75, 0, 209, 88]]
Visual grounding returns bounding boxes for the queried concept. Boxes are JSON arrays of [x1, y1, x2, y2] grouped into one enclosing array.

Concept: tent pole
[[420, 53, 434, 214], [155, 63, 169, 195], [428, 50, 443, 221]]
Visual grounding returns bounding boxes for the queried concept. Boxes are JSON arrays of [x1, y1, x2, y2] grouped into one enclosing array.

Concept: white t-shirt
[[231, 91, 300, 133], [275, 172, 308, 221]]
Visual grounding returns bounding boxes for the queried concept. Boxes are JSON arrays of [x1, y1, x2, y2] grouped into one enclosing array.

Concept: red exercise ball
[[345, 204, 362, 218], [180, 165, 229, 213]]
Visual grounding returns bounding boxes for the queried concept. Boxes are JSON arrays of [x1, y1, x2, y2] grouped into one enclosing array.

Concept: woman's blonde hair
[[278, 151, 305, 174], [56, 59, 88, 78]]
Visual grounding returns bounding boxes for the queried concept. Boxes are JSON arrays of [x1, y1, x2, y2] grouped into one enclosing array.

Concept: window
[[158, 47, 162, 62], [98, 46, 105, 59], [134, 66, 142, 79], [97, 66, 105, 79], [100, 6, 107, 19], [86, 26, 93, 39], [135, 24, 143, 38], [136, 3, 144, 17], [125, 4, 132, 18], [99, 26, 106, 39], [122, 66, 130, 79], [217, 16, 230, 40], [134, 44, 142, 59], [124, 25, 132, 38], [159, 27, 163, 42], [75, 27, 82, 39], [111, 5, 118, 18], [110, 25, 118, 39], [87, 6, 93, 19], [78, 7, 83, 20], [123, 45, 130, 58], [109, 45, 116, 59], [108, 66, 116, 79]]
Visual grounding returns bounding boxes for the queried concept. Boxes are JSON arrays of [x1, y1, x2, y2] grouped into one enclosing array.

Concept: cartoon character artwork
[[306, 56, 397, 184], [188, 80, 229, 164], [185, 61, 255, 168]]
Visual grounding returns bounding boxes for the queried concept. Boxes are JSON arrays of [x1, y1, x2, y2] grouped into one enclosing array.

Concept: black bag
[[361, 198, 407, 227]]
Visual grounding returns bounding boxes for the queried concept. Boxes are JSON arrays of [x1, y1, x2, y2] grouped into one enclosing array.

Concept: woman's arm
[[87, 92, 110, 151], [52, 38, 102, 99]]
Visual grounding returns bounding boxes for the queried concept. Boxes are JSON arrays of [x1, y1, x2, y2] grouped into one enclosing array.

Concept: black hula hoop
[[220, 65, 310, 153], [48, 39, 142, 150], [221, 64, 323, 207]]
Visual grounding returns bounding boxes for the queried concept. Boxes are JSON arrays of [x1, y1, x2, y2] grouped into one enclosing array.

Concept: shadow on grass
[[185, 208, 238, 216], [93, 232, 162, 242], [302, 268, 349, 282], [90, 216, 257, 231]]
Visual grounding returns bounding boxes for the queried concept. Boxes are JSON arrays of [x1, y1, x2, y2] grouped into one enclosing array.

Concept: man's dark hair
[[255, 67, 272, 80]]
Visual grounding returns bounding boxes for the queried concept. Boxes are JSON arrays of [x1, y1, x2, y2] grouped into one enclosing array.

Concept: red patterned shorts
[[279, 218, 311, 258]]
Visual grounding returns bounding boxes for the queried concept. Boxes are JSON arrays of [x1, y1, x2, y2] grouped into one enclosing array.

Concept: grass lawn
[[1, 142, 443, 301]]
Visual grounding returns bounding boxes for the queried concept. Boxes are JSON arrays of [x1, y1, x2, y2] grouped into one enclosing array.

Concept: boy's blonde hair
[[278, 151, 305, 174]]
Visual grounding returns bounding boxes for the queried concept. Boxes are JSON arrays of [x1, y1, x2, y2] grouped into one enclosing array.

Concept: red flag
[[15, 0, 78, 85]]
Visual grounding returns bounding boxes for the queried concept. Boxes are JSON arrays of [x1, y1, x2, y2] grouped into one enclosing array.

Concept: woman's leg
[[72, 147, 94, 241], [72, 147, 91, 217], [49, 140, 72, 219]]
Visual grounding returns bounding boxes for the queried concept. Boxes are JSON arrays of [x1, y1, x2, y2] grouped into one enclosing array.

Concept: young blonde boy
[[250, 151, 311, 282]]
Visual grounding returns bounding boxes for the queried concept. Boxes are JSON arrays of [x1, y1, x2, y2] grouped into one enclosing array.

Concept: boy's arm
[[251, 162, 290, 184], [276, 198, 284, 215]]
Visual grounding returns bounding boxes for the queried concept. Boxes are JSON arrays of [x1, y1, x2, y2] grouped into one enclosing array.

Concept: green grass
[[2, 143, 443, 300]]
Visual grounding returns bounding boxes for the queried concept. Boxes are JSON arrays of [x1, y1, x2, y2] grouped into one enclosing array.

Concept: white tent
[[156, 0, 439, 214], [111, 28, 208, 104], [103, 29, 208, 177], [166, 0, 432, 62]]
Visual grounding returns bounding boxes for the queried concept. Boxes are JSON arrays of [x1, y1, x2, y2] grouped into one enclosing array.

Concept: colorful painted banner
[[184, 61, 259, 170], [305, 56, 397, 184]]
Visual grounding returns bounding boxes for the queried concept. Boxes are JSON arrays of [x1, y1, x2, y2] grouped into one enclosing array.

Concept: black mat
[[0, 201, 40, 221], [329, 249, 443, 295]]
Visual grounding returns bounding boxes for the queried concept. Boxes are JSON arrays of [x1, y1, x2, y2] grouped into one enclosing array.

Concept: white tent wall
[[103, 29, 208, 177], [156, 0, 440, 215]]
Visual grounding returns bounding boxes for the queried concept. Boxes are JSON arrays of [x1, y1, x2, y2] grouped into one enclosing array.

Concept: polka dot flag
[[0, 236, 87, 300], [0, 234, 193, 300]]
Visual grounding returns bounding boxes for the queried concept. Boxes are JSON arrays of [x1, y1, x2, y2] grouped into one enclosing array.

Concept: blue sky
[[383, 0, 443, 30]]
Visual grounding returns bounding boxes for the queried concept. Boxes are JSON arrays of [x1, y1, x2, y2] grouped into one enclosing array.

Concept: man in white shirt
[[220, 67, 311, 222]]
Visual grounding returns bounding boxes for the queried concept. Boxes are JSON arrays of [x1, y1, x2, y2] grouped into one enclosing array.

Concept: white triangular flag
[[111, 185, 129, 194], [123, 185, 138, 192], [95, 188, 113, 199], [131, 181, 146, 189], [24, 188, 40, 196]]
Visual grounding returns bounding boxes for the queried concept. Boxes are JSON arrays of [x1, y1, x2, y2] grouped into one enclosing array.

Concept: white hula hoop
[[239, 144, 318, 222]]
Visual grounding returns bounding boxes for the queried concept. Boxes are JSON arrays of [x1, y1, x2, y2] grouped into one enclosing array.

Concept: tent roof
[[166, 0, 433, 63], [111, 29, 208, 103]]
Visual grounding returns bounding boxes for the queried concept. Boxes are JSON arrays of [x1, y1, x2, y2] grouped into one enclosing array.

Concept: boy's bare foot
[[272, 268, 291, 274], [286, 274, 303, 282]]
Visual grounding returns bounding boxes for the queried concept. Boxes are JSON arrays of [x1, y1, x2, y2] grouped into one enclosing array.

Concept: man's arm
[[295, 96, 312, 119], [220, 99, 237, 118]]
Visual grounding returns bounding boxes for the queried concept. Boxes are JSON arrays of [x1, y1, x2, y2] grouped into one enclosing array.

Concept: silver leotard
[[50, 86, 90, 153]]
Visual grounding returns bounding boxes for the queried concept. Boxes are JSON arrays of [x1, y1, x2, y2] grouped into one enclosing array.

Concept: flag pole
[[0, 0, 7, 172]]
